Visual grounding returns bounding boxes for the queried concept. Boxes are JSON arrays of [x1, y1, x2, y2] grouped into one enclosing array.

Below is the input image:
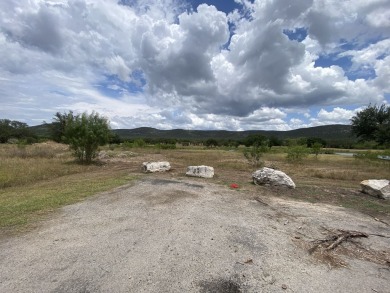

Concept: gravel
[[1, 176, 389, 292]]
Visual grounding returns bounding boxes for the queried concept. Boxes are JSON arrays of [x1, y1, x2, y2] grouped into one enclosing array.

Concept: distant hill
[[30, 123, 355, 145], [113, 124, 354, 142], [29, 124, 51, 137]]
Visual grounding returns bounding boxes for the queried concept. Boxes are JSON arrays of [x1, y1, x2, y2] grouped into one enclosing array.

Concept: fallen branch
[[310, 230, 368, 253], [368, 233, 390, 238], [254, 196, 270, 206]]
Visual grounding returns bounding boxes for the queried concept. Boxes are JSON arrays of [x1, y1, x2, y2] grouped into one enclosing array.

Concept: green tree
[[268, 136, 283, 147], [311, 142, 323, 158], [62, 111, 111, 163], [0, 119, 32, 143], [286, 145, 309, 163], [50, 111, 74, 142], [205, 138, 218, 148], [306, 137, 326, 148], [243, 134, 268, 147], [351, 104, 390, 146]]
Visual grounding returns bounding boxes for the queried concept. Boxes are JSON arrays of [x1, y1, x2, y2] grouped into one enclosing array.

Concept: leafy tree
[[268, 136, 283, 147], [351, 104, 390, 146], [243, 134, 268, 147], [311, 142, 323, 158], [306, 137, 326, 148], [0, 119, 32, 143], [62, 111, 110, 163], [109, 132, 122, 144], [221, 139, 239, 148], [205, 138, 218, 148], [286, 145, 309, 163], [50, 111, 74, 143]]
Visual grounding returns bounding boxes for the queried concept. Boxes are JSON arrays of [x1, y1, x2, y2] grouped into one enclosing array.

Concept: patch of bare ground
[[1, 177, 389, 292]]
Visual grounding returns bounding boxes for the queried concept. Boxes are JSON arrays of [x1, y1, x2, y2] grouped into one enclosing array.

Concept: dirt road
[[1, 176, 389, 292]]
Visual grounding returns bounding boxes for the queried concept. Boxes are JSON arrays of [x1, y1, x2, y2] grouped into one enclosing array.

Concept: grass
[[0, 143, 136, 234], [1, 143, 389, 234], [0, 172, 133, 229]]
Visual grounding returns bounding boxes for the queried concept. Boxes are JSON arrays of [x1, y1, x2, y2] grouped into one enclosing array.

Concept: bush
[[286, 146, 309, 163], [243, 143, 269, 168], [122, 141, 133, 149], [133, 139, 146, 148], [62, 111, 110, 164], [311, 142, 323, 157]]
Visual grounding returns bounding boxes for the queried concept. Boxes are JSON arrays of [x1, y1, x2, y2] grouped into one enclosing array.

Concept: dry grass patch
[[0, 143, 136, 234]]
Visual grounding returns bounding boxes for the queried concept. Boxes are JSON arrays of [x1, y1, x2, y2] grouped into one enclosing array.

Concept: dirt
[[0, 175, 389, 293]]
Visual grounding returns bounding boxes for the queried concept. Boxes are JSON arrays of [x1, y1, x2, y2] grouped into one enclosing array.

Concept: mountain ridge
[[30, 123, 355, 143], [112, 124, 354, 141]]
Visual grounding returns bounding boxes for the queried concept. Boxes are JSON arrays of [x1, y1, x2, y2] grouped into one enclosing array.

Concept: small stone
[[282, 284, 287, 290]]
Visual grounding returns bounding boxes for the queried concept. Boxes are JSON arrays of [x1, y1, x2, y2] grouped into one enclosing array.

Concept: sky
[[0, 0, 389, 130]]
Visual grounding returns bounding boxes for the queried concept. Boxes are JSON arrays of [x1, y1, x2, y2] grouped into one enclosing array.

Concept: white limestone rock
[[360, 179, 390, 200], [252, 167, 295, 189], [186, 165, 214, 178], [142, 161, 171, 173]]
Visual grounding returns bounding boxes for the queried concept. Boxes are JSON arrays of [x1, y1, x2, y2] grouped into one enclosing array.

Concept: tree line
[[1, 104, 389, 164]]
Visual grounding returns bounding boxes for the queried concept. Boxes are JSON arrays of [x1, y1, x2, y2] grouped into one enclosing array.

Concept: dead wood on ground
[[309, 230, 368, 253]]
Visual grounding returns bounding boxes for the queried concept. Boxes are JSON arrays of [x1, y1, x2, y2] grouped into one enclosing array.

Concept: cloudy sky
[[1, 0, 389, 130]]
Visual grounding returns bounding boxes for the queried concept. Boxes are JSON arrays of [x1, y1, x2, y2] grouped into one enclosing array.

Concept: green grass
[[0, 172, 134, 230]]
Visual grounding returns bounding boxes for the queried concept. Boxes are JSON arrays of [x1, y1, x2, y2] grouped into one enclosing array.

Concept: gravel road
[[1, 176, 389, 292]]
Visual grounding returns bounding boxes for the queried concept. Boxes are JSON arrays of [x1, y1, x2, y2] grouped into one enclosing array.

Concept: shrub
[[243, 143, 269, 168], [286, 146, 309, 163], [63, 111, 110, 164], [133, 139, 146, 148], [122, 141, 134, 149], [311, 142, 323, 158]]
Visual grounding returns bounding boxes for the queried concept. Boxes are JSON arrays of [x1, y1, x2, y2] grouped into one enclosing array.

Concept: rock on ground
[[361, 179, 390, 200], [252, 167, 296, 189], [142, 161, 171, 173], [186, 165, 214, 178]]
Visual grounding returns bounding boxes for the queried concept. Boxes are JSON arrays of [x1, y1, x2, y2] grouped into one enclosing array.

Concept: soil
[[0, 174, 389, 293]]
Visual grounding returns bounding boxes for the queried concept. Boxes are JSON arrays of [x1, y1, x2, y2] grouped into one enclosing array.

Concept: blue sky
[[0, 0, 389, 130]]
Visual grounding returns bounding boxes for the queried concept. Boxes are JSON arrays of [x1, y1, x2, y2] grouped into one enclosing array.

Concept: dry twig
[[254, 196, 270, 206], [310, 229, 368, 253]]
